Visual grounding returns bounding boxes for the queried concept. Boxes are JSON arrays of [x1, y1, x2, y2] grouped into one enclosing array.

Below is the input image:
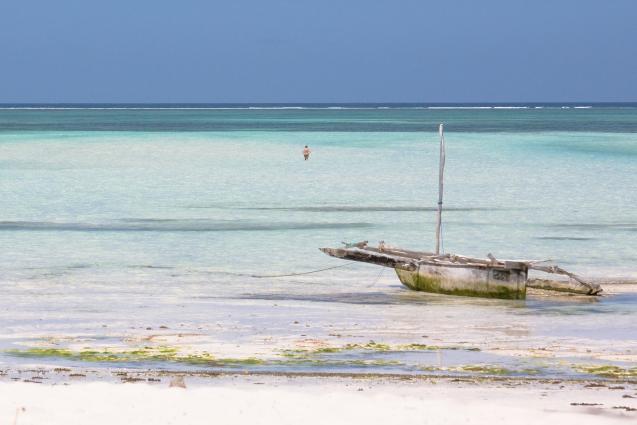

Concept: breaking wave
[[0, 104, 617, 111]]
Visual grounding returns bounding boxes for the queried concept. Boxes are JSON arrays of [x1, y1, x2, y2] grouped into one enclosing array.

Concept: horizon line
[[1, 101, 636, 105]]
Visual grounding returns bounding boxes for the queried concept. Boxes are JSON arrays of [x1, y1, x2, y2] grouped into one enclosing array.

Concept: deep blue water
[[1, 103, 637, 132]]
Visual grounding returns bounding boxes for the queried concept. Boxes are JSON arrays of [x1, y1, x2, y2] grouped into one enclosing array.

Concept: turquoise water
[[1, 105, 636, 279], [1, 105, 636, 376]]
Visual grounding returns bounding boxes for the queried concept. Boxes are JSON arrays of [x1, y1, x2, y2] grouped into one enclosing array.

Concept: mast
[[435, 123, 446, 255]]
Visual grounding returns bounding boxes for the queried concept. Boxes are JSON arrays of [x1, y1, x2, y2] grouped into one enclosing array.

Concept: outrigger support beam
[[527, 264, 603, 295]]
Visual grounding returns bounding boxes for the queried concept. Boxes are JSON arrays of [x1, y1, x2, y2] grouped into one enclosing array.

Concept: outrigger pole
[[435, 123, 446, 255]]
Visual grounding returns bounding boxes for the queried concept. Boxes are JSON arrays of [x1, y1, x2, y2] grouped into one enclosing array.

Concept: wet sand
[[3, 280, 636, 423], [3, 284, 637, 379]]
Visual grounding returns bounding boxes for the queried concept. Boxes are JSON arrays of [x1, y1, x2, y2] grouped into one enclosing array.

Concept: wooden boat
[[320, 124, 602, 299]]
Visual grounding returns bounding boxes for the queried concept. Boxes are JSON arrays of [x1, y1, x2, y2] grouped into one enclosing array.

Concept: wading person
[[303, 145, 311, 160]]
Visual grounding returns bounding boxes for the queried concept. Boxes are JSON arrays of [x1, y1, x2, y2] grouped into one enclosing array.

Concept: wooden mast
[[435, 123, 446, 255]]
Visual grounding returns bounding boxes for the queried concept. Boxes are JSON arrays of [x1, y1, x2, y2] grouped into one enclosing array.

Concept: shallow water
[[1, 105, 636, 377]]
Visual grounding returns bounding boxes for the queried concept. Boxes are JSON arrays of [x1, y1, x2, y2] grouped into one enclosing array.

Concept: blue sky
[[0, 0, 635, 103]]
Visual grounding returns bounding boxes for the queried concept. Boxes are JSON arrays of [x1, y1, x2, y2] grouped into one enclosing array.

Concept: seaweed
[[575, 365, 637, 378]]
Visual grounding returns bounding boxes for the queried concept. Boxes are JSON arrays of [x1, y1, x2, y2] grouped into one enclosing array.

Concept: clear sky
[[1, 0, 635, 103]]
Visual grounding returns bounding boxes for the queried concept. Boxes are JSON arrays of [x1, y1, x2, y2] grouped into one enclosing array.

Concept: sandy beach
[[2, 284, 636, 423], [2, 372, 636, 425]]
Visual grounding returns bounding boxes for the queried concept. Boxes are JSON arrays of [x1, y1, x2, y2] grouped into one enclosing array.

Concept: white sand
[[1, 376, 635, 425]]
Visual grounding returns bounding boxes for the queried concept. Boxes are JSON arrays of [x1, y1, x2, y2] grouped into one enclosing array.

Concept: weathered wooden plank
[[319, 247, 418, 271]]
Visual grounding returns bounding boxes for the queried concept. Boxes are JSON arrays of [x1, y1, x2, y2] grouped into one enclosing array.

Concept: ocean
[[1, 104, 636, 378]]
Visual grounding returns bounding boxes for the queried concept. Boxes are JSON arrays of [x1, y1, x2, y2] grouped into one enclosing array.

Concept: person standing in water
[[303, 145, 311, 160]]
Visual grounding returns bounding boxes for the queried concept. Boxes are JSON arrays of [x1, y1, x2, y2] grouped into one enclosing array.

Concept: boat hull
[[395, 263, 527, 300]]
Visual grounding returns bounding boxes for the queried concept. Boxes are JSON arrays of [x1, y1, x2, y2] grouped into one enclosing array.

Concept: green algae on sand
[[575, 365, 637, 378], [280, 341, 478, 358], [5, 346, 263, 367], [418, 364, 542, 376], [457, 365, 517, 376], [5, 346, 405, 369]]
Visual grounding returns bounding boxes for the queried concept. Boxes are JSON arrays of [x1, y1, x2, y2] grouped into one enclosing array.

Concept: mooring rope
[[250, 261, 358, 278], [363, 265, 385, 288]]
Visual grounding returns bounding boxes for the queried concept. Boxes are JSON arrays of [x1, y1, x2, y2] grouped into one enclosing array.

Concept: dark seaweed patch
[[0, 220, 372, 232], [184, 205, 514, 212], [536, 236, 594, 241]]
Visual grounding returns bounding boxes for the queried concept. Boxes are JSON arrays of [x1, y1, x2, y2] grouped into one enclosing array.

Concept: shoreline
[[4, 365, 637, 385], [3, 284, 637, 382], [1, 369, 635, 425]]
